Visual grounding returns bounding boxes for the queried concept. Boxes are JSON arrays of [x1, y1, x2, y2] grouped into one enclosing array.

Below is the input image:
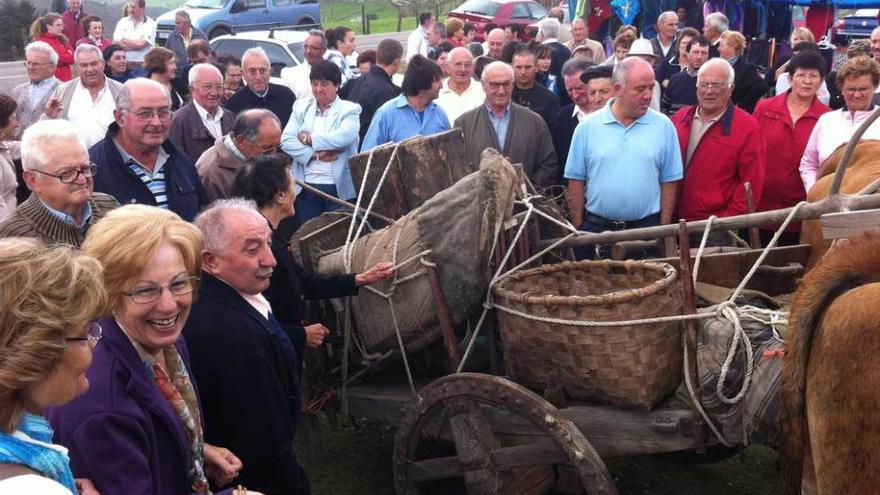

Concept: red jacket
[[672, 104, 766, 221], [752, 92, 829, 230], [62, 9, 86, 47], [37, 34, 75, 82]]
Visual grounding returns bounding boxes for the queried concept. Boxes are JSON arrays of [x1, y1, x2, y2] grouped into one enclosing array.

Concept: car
[[832, 8, 879, 45], [446, 0, 549, 41], [209, 30, 307, 78], [155, 0, 321, 44]]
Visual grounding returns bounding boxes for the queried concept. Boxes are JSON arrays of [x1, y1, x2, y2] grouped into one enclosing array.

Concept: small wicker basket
[[492, 260, 683, 409]]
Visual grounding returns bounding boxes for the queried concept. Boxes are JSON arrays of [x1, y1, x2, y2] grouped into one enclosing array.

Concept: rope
[[692, 215, 717, 284]]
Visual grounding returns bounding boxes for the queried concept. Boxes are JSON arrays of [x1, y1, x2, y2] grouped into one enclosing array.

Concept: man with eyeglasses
[[168, 63, 236, 163], [671, 57, 765, 239], [196, 109, 282, 202], [0, 120, 118, 246], [455, 61, 557, 187], [225, 46, 296, 127], [11, 42, 60, 140], [90, 78, 207, 221], [280, 29, 327, 100]]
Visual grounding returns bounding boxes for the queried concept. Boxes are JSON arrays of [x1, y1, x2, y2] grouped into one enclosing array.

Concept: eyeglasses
[[126, 108, 172, 121], [196, 83, 224, 92], [697, 81, 729, 91], [65, 322, 103, 348], [123, 275, 199, 304], [792, 72, 822, 81], [843, 86, 873, 96], [257, 142, 281, 154], [31, 163, 97, 183], [485, 80, 513, 90]]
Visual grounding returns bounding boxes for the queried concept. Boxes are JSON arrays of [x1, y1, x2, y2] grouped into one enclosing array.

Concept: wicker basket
[[492, 260, 683, 409]]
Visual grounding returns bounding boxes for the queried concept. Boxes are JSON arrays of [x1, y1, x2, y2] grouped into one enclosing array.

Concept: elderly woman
[[0, 95, 19, 221], [46, 205, 258, 495], [753, 50, 830, 246], [604, 32, 635, 66], [30, 13, 74, 82], [826, 39, 872, 110], [717, 30, 768, 112], [144, 47, 182, 111], [800, 56, 880, 193], [75, 16, 111, 50], [0, 237, 106, 494], [774, 42, 831, 105], [280, 60, 361, 222], [325, 26, 358, 84]]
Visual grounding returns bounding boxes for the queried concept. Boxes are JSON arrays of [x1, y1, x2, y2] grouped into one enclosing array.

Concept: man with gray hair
[[91, 78, 207, 221], [196, 109, 282, 202], [564, 18, 605, 64], [43, 43, 124, 148], [165, 10, 207, 67], [703, 12, 729, 58], [564, 57, 682, 258], [169, 63, 236, 163], [0, 119, 118, 245], [281, 29, 327, 100], [225, 46, 296, 126], [436, 47, 485, 123], [10, 41, 60, 139], [651, 11, 679, 59], [537, 17, 571, 84]]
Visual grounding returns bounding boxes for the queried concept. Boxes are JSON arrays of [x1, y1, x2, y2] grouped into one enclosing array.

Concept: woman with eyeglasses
[[0, 237, 106, 494], [799, 56, 880, 194], [753, 50, 830, 246], [47, 205, 260, 495]]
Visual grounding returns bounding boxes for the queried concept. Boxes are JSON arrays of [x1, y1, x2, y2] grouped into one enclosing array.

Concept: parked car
[[832, 9, 879, 45], [209, 30, 307, 77], [447, 0, 548, 41], [155, 0, 320, 44]]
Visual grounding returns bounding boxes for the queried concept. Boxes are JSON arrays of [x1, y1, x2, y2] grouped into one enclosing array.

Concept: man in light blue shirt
[[361, 55, 450, 152], [564, 57, 682, 256]]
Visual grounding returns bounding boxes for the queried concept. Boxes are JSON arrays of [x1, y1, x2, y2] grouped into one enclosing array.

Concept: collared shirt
[[563, 98, 683, 221], [572, 104, 590, 122], [67, 79, 117, 149], [39, 198, 92, 228], [686, 105, 724, 165], [223, 133, 247, 161], [240, 291, 272, 320], [114, 140, 170, 208], [193, 100, 224, 140], [280, 62, 313, 100], [112, 15, 157, 63], [360, 93, 451, 151], [249, 86, 269, 99], [658, 38, 673, 57], [435, 77, 486, 124], [304, 103, 335, 184], [28, 77, 57, 109], [484, 103, 511, 150]]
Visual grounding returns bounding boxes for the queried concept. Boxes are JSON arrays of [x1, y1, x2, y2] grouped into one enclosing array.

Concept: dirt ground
[[298, 417, 780, 494]]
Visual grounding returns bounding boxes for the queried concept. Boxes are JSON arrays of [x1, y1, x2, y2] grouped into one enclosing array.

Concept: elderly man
[[225, 47, 296, 127], [407, 12, 434, 62], [671, 58, 765, 228], [703, 12, 728, 58], [345, 38, 403, 142], [662, 36, 710, 116], [564, 57, 683, 257], [651, 11, 679, 59], [62, 0, 87, 46], [112, 0, 157, 69], [485, 28, 507, 59], [426, 23, 446, 59], [656, 26, 700, 88], [0, 120, 118, 245], [511, 49, 560, 132], [165, 10, 207, 67], [361, 55, 449, 151], [536, 18, 571, 84], [436, 47, 485, 124], [11, 41, 59, 139], [169, 63, 236, 163], [197, 109, 281, 202], [455, 61, 557, 187], [43, 44, 123, 148], [280, 29, 326, 100], [90, 78, 207, 221], [564, 19, 605, 64], [552, 60, 605, 180]]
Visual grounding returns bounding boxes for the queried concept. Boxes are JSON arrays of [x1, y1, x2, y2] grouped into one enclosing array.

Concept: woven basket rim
[[492, 259, 679, 306]]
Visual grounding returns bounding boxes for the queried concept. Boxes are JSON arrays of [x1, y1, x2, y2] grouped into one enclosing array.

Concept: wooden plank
[[820, 208, 880, 240], [678, 220, 706, 454], [406, 440, 568, 482]]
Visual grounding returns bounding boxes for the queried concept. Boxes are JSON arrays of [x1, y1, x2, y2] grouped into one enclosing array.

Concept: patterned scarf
[[149, 346, 209, 493], [0, 413, 77, 493]]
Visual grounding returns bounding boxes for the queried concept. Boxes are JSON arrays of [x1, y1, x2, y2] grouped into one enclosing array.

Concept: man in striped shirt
[[91, 78, 207, 221]]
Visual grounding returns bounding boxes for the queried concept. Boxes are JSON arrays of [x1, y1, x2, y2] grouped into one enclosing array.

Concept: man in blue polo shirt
[[564, 56, 683, 258], [360, 55, 450, 151]]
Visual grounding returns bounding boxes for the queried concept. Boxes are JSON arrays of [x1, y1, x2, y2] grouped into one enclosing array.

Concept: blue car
[[156, 0, 321, 44], [832, 9, 879, 45]]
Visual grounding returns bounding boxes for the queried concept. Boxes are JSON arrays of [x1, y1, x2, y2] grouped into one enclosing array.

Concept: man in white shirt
[[43, 44, 123, 149], [169, 63, 236, 163], [280, 29, 327, 100], [436, 47, 485, 124], [406, 12, 434, 62], [112, 0, 157, 68], [10, 41, 59, 139]]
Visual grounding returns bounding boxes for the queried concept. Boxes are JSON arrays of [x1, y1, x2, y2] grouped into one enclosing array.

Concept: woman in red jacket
[[753, 49, 830, 246], [30, 13, 75, 82]]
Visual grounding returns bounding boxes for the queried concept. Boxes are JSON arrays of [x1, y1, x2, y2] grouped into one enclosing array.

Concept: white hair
[[447, 46, 474, 62], [705, 12, 729, 33], [194, 198, 263, 254], [697, 57, 735, 86], [25, 41, 58, 66], [21, 120, 83, 172], [189, 62, 223, 85], [242, 46, 270, 68], [482, 61, 514, 79], [657, 11, 678, 24], [74, 43, 103, 65], [538, 18, 561, 39]]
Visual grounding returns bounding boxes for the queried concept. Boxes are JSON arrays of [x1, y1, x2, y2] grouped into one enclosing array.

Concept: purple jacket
[[46, 317, 232, 495]]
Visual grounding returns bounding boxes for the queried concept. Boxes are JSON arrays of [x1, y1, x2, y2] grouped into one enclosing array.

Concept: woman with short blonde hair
[[0, 237, 106, 493], [717, 30, 768, 112]]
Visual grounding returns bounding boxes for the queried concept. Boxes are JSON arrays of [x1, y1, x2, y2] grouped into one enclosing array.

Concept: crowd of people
[[0, 0, 879, 493]]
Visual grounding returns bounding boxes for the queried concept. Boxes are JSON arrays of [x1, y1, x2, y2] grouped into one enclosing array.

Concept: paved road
[[0, 30, 410, 94]]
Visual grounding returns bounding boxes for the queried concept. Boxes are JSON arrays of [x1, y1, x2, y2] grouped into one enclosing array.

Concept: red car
[[447, 0, 549, 41]]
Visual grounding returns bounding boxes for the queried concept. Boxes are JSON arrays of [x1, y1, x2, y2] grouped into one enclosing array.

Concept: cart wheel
[[393, 373, 617, 495]]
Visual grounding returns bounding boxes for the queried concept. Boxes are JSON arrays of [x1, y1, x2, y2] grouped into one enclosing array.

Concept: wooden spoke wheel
[[393, 373, 617, 495]]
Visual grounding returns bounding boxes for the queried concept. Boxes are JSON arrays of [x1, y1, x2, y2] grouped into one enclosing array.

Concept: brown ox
[[800, 140, 880, 268], [779, 233, 880, 494]]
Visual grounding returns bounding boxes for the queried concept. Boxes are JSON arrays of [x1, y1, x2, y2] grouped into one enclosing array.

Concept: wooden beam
[[406, 440, 569, 482], [821, 208, 880, 240]]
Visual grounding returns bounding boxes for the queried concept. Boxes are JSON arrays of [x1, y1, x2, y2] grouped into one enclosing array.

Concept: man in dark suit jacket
[[511, 49, 561, 133], [342, 38, 403, 142], [225, 47, 296, 127], [552, 63, 611, 183], [168, 63, 236, 164]]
